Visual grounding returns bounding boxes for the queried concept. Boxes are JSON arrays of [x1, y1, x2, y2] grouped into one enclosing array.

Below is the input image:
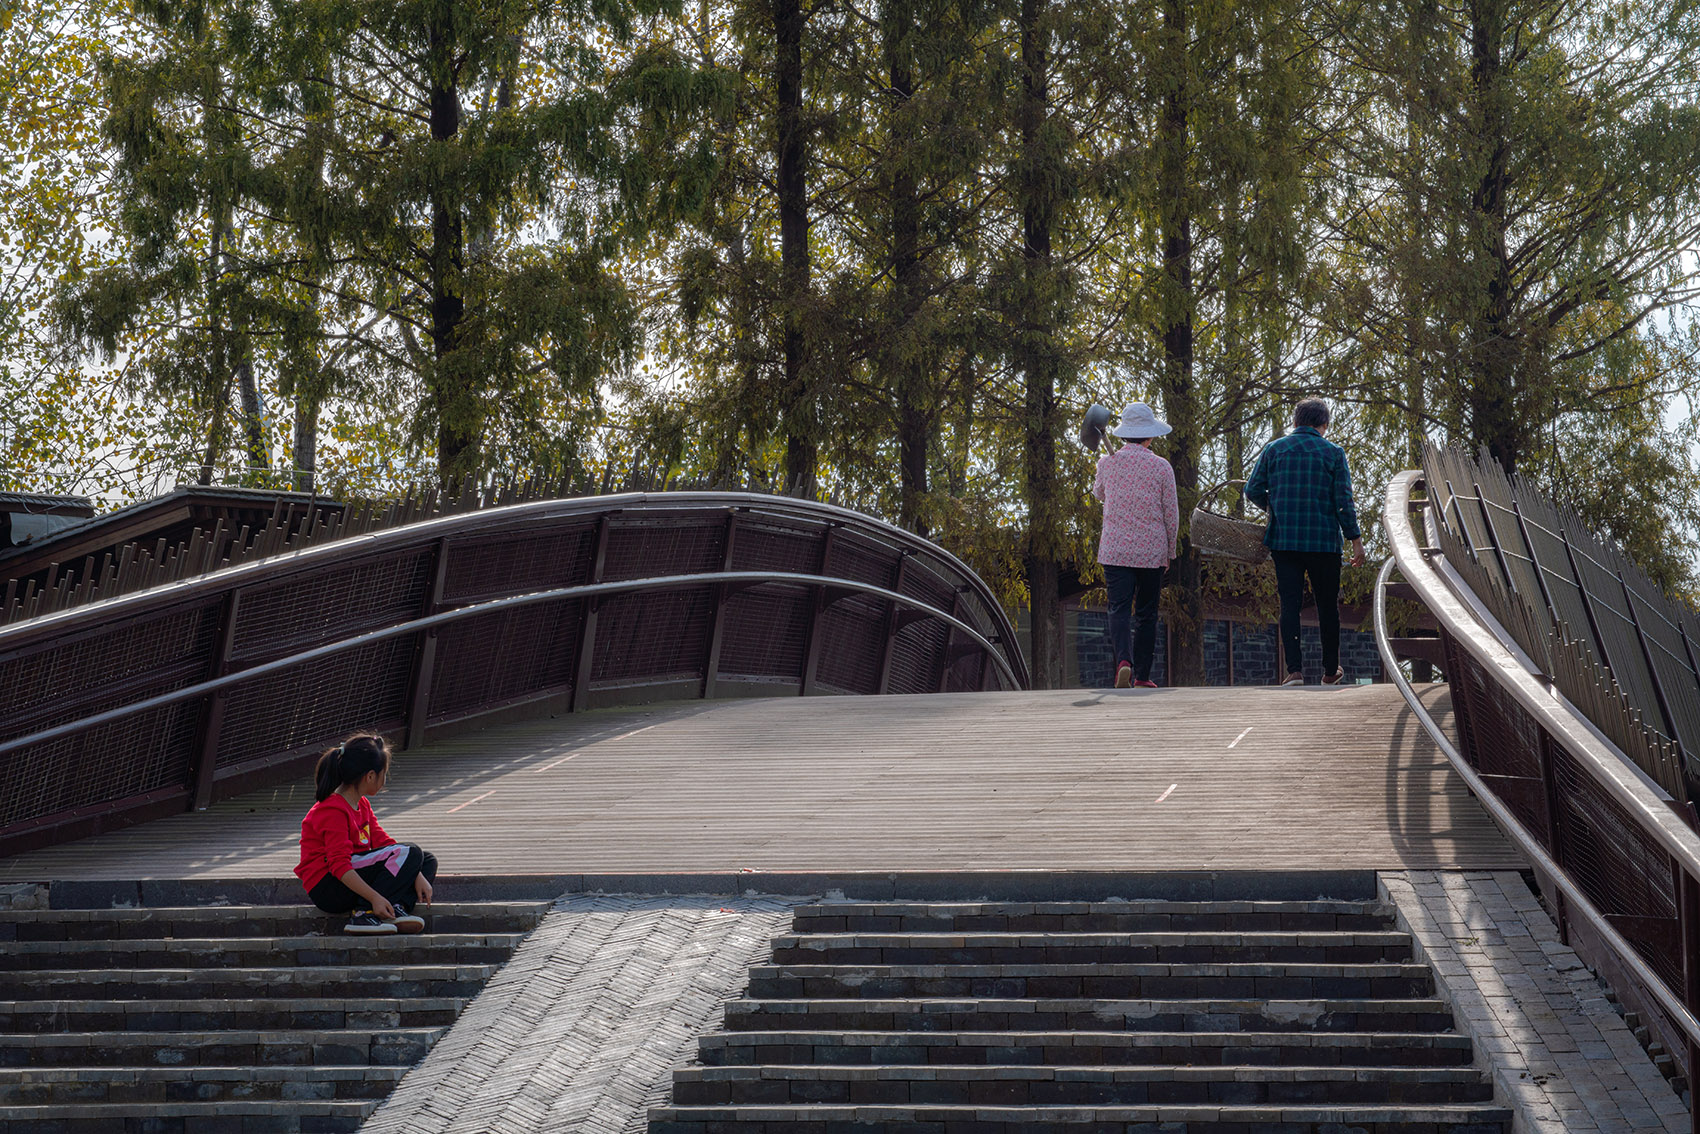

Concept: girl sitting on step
[[295, 734, 438, 935]]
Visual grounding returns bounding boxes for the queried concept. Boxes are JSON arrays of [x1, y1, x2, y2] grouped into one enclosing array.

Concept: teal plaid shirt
[[1243, 427, 1362, 552]]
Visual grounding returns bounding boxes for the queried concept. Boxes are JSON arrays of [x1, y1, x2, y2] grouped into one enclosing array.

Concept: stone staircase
[[0, 898, 549, 1132], [649, 898, 1513, 1133]]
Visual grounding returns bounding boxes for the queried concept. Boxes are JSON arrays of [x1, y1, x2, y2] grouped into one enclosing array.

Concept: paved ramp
[[0, 684, 1518, 881]]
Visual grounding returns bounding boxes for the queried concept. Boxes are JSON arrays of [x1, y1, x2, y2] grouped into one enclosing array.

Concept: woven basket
[[1190, 480, 1269, 564]]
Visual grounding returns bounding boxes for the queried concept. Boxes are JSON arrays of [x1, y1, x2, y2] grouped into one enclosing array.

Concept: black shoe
[[345, 910, 398, 935]]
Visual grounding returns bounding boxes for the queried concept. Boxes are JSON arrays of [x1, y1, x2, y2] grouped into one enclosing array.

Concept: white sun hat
[[1109, 402, 1172, 440]]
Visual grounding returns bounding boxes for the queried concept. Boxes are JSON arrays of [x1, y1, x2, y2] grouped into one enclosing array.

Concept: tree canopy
[[6, 0, 1700, 673]]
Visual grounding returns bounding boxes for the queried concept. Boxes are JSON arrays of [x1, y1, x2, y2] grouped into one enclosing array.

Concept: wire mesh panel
[[943, 647, 989, 692], [230, 549, 434, 665], [0, 604, 220, 743], [730, 517, 825, 576], [0, 700, 201, 828], [815, 596, 887, 694], [602, 516, 726, 583], [717, 582, 812, 683], [214, 638, 415, 770], [1447, 638, 1550, 847], [441, 525, 599, 603], [1549, 738, 1684, 992], [823, 534, 900, 591], [429, 598, 584, 722], [591, 586, 716, 683], [888, 618, 951, 695]]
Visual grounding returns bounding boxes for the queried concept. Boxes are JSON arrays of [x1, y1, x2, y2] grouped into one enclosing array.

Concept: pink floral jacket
[[1092, 443, 1179, 568]]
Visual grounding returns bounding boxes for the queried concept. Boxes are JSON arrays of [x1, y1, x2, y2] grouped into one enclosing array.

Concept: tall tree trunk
[[235, 348, 267, 484], [198, 205, 229, 486], [1468, 0, 1518, 474], [1016, 0, 1064, 689], [887, 0, 928, 535], [293, 394, 319, 493], [428, 3, 470, 483], [775, 0, 815, 493], [1156, 0, 1204, 686]]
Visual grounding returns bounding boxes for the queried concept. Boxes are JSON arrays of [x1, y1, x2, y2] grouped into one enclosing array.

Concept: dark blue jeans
[[1105, 565, 1165, 682], [1272, 549, 1342, 677]]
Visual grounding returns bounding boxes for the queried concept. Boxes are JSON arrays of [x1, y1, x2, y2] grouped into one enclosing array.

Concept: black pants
[[1105, 565, 1165, 682], [307, 844, 437, 914], [1272, 550, 1342, 677]]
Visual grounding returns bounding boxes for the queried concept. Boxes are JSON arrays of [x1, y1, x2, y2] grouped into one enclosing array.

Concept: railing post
[[1680, 865, 1700, 1134], [876, 550, 913, 695], [1536, 728, 1569, 942], [404, 537, 450, 751], [702, 510, 739, 700], [937, 587, 964, 693], [1510, 499, 1559, 622], [1470, 480, 1516, 595], [799, 524, 839, 696], [571, 514, 614, 713], [190, 589, 241, 810]]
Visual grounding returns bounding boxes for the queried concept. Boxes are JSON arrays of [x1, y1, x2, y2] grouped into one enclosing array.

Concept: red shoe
[[1133, 679, 1158, 689], [1280, 671, 1305, 686], [1114, 662, 1132, 689], [1322, 667, 1346, 685]]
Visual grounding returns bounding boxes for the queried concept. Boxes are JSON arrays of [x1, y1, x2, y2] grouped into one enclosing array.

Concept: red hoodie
[[295, 793, 396, 891]]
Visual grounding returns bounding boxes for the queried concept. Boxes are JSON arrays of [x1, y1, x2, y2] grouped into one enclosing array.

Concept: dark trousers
[[1105, 565, 1165, 682], [307, 844, 437, 914], [1272, 550, 1342, 677]]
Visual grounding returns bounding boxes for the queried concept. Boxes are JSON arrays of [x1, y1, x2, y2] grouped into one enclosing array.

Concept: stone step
[[746, 962, 1434, 1000], [770, 932, 1413, 966], [647, 1103, 1513, 1132], [722, 998, 1458, 1034], [792, 901, 1397, 934], [669, 1064, 1496, 1106], [0, 996, 464, 1033], [0, 932, 526, 970], [0, 901, 548, 941], [696, 1030, 1478, 1068], [0, 1064, 408, 1105], [0, 1028, 444, 1068], [0, 964, 498, 1001], [0, 1099, 376, 1132]]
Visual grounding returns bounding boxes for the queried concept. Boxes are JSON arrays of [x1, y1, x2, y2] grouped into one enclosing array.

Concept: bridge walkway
[[0, 683, 1519, 882]]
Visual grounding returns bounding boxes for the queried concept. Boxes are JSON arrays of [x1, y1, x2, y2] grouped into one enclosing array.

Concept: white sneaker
[[389, 905, 426, 933]]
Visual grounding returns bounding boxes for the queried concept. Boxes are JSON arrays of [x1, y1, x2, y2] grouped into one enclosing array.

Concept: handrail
[[0, 569, 1018, 763], [1376, 468, 1700, 1052]]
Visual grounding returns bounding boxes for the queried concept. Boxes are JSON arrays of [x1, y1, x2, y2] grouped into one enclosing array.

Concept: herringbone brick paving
[[361, 893, 798, 1134]]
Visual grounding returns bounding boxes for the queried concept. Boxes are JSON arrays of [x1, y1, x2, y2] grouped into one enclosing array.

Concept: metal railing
[[1378, 468, 1700, 1127], [0, 491, 1028, 858]]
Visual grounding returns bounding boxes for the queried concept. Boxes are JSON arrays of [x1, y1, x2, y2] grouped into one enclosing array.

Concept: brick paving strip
[[1383, 870, 1690, 1133], [360, 893, 800, 1134]]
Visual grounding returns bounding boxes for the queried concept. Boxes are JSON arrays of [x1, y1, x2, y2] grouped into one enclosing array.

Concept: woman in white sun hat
[[1091, 402, 1178, 688]]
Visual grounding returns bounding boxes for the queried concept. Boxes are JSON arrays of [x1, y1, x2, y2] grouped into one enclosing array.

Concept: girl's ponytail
[[313, 734, 391, 801]]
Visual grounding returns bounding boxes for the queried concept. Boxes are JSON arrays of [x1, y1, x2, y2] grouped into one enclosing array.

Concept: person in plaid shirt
[[1244, 398, 1367, 686]]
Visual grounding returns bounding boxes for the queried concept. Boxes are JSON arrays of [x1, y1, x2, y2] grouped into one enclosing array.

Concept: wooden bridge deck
[[0, 683, 1519, 882]]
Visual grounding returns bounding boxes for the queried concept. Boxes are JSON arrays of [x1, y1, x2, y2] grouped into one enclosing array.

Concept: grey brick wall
[[1073, 611, 1381, 688]]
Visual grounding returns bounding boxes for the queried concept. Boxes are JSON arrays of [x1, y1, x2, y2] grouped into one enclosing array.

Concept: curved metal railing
[[1377, 468, 1700, 1088], [0, 491, 1027, 857]]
